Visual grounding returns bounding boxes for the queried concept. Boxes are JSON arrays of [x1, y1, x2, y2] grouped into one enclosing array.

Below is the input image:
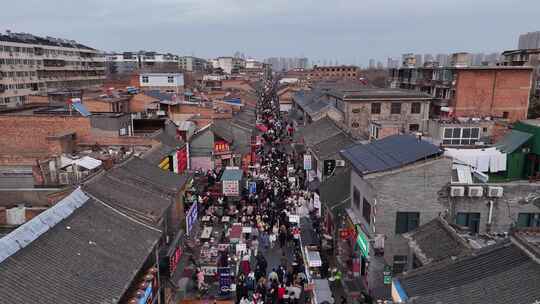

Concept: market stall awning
[[256, 124, 268, 132]]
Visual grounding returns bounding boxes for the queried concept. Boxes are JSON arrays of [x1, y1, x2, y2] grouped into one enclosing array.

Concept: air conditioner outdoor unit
[[336, 160, 346, 167], [487, 186, 503, 198], [468, 186, 484, 197], [58, 172, 69, 185], [450, 186, 465, 197]]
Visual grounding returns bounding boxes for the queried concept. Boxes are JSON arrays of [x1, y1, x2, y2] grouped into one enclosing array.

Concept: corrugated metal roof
[[75, 156, 102, 170], [340, 135, 442, 175], [221, 169, 243, 181], [494, 129, 533, 153], [0, 188, 89, 263]]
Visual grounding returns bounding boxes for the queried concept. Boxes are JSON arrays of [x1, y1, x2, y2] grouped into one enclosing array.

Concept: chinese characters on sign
[[214, 141, 230, 153]]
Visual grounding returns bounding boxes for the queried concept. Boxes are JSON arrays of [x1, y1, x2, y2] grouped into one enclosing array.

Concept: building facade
[[0, 31, 105, 108], [389, 65, 533, 122], [178, 56, 210, 72], [106, 51, 180, 75], [308, 65, 359, 82], [139, 73, 184, 93]]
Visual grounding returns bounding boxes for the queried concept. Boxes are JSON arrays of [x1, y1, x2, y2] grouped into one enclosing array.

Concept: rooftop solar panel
[[341, 135, 441, 175]]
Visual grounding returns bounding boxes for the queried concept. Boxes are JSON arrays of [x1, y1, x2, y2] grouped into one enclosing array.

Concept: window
[[456, 212, 481, 233], [393, 255, 408, 274], [142, 76, 149, 83], [517, 213, 540, 228], [362, 198, 371, 224], [371, 103, 381, 114], [167, 76, 174, 83], [353, 187, 361, 210], [395, 212, 420, 234], [409, 124, 420, 132], [391, 103, 401, 114], [370, 124, 380, 139], [442, 127, 480, 145], [411, 102, 421, 114], [502, 111, 509, 119]]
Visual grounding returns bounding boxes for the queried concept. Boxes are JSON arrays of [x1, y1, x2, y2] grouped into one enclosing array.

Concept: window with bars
[[411, 102, 421, 114], [362, 198, 371, 224], [443, 127, 480, 145], [371, 103, 381, 114], [353, 187, 361, 210], [456, 212, 481, 233], [395, 212, 419, 234], [517, 213, 540, 228]]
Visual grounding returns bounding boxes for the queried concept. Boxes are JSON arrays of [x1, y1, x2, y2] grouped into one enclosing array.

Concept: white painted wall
[[140, 73, 184, 87]]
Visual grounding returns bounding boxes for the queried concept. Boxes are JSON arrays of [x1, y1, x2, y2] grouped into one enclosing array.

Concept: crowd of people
[[185, 80, 331, 304]]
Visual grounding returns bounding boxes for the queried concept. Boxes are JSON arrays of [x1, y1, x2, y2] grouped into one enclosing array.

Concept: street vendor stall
[[312, 279, 333, 304], [221, 168, 244, 197], [305, 246, 323, 279]]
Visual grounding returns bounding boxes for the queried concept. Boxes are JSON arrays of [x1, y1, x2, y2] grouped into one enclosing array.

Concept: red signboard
[[177, 147, 188, 174], [339, 228, 355, 240], [214, 141, 230, 153], [169, 246, 182, 276]]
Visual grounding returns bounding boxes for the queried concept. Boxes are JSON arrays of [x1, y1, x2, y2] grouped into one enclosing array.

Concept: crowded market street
[[173, 77, 346, 304]]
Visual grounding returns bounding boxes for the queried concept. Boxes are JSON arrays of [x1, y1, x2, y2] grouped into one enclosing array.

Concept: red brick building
[[390, 66, 533, 122], [308, 65, 359, 82]]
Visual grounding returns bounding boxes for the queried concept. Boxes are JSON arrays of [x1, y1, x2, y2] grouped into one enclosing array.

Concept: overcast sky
[[1, 0, 540, 65]]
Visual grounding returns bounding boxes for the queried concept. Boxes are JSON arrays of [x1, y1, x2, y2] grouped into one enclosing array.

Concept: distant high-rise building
[[414, 54, 423, 67], [376, 61, 384, 69], [435, 54, 449, 66], [369, 59, 376, 69], [472, 53, 485, 66], [518, 31, 540, 49], [265, 57, 310, 71], [424, 54, 434, 63]]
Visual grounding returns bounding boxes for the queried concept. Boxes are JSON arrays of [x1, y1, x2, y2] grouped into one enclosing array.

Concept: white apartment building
[[212, 57, 246, 74], [178, 56, 209, 72], [139, 73, 184, 93], [0, 31, 105, 108], [105, 51, 179, 75]]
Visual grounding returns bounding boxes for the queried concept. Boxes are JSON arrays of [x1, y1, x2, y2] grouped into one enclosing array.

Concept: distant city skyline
[[1, 0, 538, 66]]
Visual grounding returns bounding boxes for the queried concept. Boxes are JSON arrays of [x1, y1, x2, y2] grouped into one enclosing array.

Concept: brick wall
[[454, 69, 532, 122], [84, 99, 112, 112], [131, 94, 158, 113], [0, 115, 92, 165], [350, 157, 452, 264]]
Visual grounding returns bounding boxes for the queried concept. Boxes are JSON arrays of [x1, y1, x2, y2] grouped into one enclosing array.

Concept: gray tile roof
[[0, 195, 161, 304], [404, 217, 471, 266], [343, 88, 432, 100], [83, 170, 172, 225], [118, 157, 191, 193], [340, 135, 442, 175], [319, 168, 351, 209], [300, 117, 343, 147], [396, 241, 540, 304], [142, 143, 177, 165], [311, 132, 355, 160]]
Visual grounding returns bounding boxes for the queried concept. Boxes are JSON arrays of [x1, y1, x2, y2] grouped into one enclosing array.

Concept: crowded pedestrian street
[[172, 77, 350, 304]]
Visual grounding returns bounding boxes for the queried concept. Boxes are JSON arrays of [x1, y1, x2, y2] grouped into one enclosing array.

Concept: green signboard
[[383, 265, 392, 285], [355, 224, 369, 258]]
